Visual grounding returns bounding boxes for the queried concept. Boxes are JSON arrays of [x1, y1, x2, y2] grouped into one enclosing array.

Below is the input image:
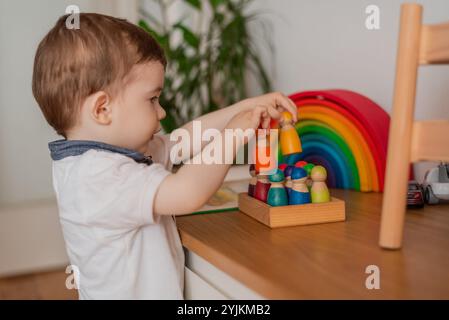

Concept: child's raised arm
[[172, 92, 298, 163], [153, 106, 272, 216]]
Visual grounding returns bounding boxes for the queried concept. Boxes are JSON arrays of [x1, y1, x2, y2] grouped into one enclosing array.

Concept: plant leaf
[[209, 0, 224, 10], [139, 20, 163, 43], [184, 0, 201, 10], [174, 23, 200, 49]]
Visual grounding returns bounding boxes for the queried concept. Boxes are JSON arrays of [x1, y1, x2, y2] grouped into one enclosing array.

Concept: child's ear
[[89, 91, 112, 125]]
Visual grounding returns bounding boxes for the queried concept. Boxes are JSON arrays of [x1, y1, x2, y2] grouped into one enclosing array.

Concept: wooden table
[[176, 189, 449, 299]]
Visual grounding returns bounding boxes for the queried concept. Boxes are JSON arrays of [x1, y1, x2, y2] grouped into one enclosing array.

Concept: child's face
[[113, 61, 166, 153]]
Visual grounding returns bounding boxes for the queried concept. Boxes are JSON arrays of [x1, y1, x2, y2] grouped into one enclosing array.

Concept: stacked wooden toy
[[249, 162, 331, 207], [239, 112, 345, 228], [249, 111, 331, 206]]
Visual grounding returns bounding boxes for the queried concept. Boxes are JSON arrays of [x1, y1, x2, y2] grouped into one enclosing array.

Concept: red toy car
[[407, 181, 424, 208]]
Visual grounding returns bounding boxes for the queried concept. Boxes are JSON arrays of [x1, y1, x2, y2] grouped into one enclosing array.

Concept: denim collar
[[48, 139, 153, 165]]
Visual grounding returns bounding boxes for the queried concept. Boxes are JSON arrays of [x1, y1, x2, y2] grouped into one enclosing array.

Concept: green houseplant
[[139, 0, 273, 132]]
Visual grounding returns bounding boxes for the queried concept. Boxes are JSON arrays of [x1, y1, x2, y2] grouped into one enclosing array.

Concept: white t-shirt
[[51, 137, 184, 299]]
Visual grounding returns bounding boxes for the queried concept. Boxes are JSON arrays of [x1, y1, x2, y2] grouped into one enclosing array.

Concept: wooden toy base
[[238, 193, 345, 228]]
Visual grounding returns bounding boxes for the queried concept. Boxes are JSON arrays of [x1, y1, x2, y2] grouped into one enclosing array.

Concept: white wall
[[0, 0, 137, 276], [248, 0, 449, 119], [247, 0, 449, 181], [0, 0, 137, 206]]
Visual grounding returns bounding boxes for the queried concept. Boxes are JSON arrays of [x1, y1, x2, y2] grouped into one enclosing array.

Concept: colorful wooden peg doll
[[279, 111, 302, 165], [289, 167, 311, 205], [284, 165, 294, 198], [254, 174, 271, 203], [311, 165, 330, 203], [283, 153, 301, 165], [303, 163, 315, 175], [295, 161, 307, 168], [303, 163, 315, 190], [278, 163, 288, 173], [267, 169, 288, 206], [248, 164, 257, 197]]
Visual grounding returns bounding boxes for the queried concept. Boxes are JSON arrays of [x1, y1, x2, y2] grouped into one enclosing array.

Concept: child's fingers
[[287, 97, 298, 120], [251, 106, 268, 128], [260, 104, 272, 129], [275, 93, 298, 122], [266, 104, 282, 119], [281, 97, 298, 122], [261, 113, 271, 129]]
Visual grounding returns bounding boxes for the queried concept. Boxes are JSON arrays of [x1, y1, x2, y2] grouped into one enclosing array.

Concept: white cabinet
[[184, 250, 264, 300]]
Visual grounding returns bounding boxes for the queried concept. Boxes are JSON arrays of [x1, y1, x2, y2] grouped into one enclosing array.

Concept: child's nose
[[157, 105, 166, 120]]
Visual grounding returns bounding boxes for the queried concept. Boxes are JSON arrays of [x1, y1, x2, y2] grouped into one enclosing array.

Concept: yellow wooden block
[[238, 193, 345, 228]]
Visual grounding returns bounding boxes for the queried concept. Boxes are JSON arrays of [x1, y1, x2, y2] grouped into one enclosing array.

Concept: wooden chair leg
[[379, 4, 422, 249], [379, 170, 408, 249]]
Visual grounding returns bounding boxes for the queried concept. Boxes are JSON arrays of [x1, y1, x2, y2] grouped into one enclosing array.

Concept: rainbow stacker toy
[[274, 89, 391, 192]]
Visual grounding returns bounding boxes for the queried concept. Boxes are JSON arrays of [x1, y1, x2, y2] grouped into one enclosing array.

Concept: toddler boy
[[32, 13, 297, 299]]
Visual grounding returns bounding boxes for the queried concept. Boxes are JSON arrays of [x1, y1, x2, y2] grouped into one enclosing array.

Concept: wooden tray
[[238, 193, 345, 228]]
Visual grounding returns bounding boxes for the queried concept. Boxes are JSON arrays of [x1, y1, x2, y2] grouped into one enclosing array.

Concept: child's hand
[[241, 92, 298, 123], [226, 106, 271, 132]]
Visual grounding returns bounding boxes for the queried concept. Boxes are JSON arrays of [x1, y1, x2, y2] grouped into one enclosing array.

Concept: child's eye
[[150, 96, 159, 104]]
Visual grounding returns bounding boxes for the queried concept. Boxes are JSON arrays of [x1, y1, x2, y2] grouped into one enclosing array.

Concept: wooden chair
[[379, 3, 449, 249]]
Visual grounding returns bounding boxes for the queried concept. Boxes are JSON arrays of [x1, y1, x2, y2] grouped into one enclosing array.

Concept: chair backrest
[[390, 3, 449, 166], [419, 20, 449, 65], [379, 3, 449, 250], [414, 4, 449, 162]]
